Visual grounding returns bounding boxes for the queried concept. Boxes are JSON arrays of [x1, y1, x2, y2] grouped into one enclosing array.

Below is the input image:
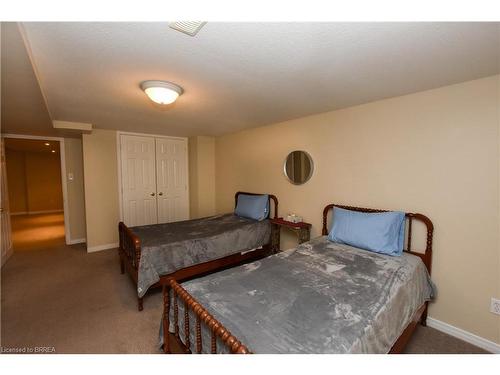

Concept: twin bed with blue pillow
[[161, 203, 435, 354], [118, 192, 278, 311]]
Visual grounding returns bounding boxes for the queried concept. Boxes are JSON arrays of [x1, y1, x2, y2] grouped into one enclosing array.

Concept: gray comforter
[[132, 214, 271, 297], [161, 236, 435, 353]]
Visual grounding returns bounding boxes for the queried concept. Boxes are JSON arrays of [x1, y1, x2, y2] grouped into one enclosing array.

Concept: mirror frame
[[283, 150, 314, 185]]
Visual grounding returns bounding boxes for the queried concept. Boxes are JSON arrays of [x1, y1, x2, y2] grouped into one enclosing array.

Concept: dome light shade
[[141, 80, 183, 105]]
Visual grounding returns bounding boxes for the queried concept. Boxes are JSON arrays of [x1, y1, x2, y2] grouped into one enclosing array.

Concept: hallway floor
[[10, 213, 65, 251]]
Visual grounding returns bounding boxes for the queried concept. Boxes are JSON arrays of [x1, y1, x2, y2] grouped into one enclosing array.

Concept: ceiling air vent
[[168, 22, 206, 37]]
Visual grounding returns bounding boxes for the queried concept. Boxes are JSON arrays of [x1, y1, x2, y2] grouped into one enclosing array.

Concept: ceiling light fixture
[[51, 150, 56, 153], [140, 80, 183, 105], [44, 142, 50, 146]]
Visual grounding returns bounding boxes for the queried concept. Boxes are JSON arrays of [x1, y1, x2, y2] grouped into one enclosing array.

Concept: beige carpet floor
[[0, 232, 489, 354]]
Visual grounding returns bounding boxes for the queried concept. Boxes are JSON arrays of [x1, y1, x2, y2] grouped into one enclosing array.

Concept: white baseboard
[[68, 238, 86, 245], [28, 210, 64, 215], [87, 242, 119, 253], [427, 317, 500, 354], [11, 210, 63, 216]]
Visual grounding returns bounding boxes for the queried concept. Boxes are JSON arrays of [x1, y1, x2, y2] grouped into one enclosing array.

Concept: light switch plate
[[491, 298, 500, 315], [68, 173, 74, 181]]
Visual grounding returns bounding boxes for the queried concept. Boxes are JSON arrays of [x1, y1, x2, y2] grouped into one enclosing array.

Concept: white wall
[[5, 148, 63, 213], [64, 138, 86, 242], [82, 129, 119, 251], [189, 136, 216, 219]]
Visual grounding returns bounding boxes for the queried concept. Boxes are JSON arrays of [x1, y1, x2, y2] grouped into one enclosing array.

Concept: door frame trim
[[1, 133, 72, 245], [1, 138, 14, 266], [116, 131, 190, 224]]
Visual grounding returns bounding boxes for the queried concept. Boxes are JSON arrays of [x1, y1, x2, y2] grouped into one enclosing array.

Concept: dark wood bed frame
[[118, 191, 279, 311], [162, 203, 434, 354]]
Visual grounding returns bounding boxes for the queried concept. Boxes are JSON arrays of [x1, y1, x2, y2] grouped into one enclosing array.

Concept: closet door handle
[[150, 192, 155, 197], [158, 192, 163, 196]]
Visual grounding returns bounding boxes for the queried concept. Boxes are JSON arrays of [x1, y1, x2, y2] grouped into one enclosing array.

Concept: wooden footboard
[[163, 278, 250, 354], [118, 222, 146, 310], [118, 222, 141, 272]]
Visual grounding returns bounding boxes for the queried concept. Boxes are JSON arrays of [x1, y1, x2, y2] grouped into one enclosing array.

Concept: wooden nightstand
[[270, 217, 312, 251]]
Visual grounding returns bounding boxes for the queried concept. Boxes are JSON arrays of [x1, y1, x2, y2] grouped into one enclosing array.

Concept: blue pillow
[[234, 194, 269, 221], [327, 207, 405, 256]]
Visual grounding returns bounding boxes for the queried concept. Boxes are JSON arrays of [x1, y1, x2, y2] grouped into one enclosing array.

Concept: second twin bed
[[160, 203, 435, 354]]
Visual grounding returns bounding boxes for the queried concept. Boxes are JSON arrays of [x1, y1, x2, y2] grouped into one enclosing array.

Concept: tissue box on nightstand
[[286, 214, 303, 223]]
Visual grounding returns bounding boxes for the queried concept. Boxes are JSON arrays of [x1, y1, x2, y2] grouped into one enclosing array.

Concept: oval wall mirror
[[284, 150, 314, 185]]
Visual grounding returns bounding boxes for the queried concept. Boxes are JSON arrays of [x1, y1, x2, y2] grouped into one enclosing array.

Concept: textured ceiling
[[5, 22, 500, 137], [4, 138, 60, 154], [1, 23, 80, 138], [1, 23, 54, 136]]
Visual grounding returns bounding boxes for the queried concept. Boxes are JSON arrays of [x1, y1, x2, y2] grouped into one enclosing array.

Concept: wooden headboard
[[322, 204, 434, 274], [234, 191, 279, 219]]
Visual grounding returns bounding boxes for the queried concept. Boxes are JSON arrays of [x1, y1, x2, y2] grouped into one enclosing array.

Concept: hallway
[[10, 213, 65, 251]]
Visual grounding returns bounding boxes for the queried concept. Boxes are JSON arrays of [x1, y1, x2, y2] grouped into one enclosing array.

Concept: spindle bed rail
[[162, 203, 434, 354], [163, 278, 251, 354]]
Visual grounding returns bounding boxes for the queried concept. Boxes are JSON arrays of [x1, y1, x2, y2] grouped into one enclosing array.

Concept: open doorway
[[3, 137, 67, 251]]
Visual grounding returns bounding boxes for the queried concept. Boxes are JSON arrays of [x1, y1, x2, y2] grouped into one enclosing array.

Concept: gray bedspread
[[132, 214, 271, 297], [160, 236, 435, 353]]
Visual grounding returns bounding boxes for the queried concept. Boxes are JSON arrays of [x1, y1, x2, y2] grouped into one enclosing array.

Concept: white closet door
[[120, 135, 157, 226], [155, 138, 189, 224]]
